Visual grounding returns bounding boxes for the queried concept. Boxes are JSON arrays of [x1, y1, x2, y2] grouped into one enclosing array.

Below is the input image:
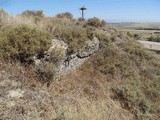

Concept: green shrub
[[105, 40, 160, 119], [0, 9, 8, 19], [119, 41, 153, 62], [100, 20, 107, 27], [127, 32, 132, 37], [0, 24, 52, 63], [112, 81, 150, 112], [41, 16, 89, 53], [112, 76, 160, 120], [85, 26, 96, 39], [148, 36, 160, 42], [48, 46, 66, 64], [85, 17, 101, 28], [0, 9, 9, 28], [20, 10, 44, 24], [56, 12, 73, 20], [91, 28, 160, 119], [22, 10, 44, 16], [41, 17, 71, 34], [127, 32, 140, 39], [77, 17, 85, 21], [36, 61, 56, 81], [54, 26, 88, 53], [94, 29, 110, 45], [94, 44, 120, 75], [85, 17, 107, 28]]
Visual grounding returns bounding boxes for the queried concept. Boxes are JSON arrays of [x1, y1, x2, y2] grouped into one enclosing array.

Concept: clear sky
[[0, 0, 160, 22]]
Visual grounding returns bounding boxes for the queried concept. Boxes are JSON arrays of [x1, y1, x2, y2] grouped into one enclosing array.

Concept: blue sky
[[0, 0, 160, 22]]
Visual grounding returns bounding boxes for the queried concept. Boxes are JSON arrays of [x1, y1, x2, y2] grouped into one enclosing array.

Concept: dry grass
[[0, 60, 134, 120], [0, 10, 37, 29]]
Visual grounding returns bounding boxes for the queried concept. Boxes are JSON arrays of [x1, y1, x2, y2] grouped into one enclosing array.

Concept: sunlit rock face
[[34, 37, 99, 80]]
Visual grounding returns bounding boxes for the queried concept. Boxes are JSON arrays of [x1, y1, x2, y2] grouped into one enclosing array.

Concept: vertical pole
[[80, 6, 86, 20], [82, 9, 84, 19]]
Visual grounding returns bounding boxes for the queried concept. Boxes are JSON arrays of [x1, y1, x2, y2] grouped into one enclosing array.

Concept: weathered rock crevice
[[34, 37, 99, 79]]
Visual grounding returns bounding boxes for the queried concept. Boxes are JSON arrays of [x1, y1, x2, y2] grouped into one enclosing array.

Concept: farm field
[[111, 22, 160, 39]]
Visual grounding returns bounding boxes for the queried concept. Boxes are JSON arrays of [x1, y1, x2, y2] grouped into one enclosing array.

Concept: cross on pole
[[80, 6, 87, 20]]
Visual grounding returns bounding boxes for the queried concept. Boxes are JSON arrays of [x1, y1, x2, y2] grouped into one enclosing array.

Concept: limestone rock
[[45, 39, 68, 63], [8, 89, 25, 99], [34, 37, 99, 80], [77, 37, 99, 58]]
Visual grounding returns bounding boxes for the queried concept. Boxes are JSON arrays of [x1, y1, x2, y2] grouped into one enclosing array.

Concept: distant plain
[[111, 22, 160, 39]]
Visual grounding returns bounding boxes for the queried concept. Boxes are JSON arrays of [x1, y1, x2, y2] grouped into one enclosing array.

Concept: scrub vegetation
[[0, 9, 160, 120]]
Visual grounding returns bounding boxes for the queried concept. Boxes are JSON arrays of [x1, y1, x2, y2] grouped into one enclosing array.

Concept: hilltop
[[0, 10, 160, 120]]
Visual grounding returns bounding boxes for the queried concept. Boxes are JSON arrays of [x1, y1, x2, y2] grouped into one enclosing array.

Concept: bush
[[0, 24, 52, 63], [112, 76, 160, 120], [85, 17, 107, 28], [0, 9, 9, 28], [36, 61, 56, 81], [48, 46, 66, 64], [0, 9, 8, 17], [94, 29, 110, 45], [120, 41, 152, 62], [54, 26, 88, 53], [85, 17, 101, 28], [93, 43, 121, 76], [40, 17, 71, 34], [113, 80, 153, 120], [148, 36, 160, 42], [112, 81, 150, 112], [127, 32, 132, 37], [85, 26, 96, 39], [20, 10, 44, 24], [21, 10, 44, 17], [127, 32, 140, 39], [56, 12, 73, 20], [100, 20, 107, 27], [78, 17, 85, 21], [91, 29, 160, 119]]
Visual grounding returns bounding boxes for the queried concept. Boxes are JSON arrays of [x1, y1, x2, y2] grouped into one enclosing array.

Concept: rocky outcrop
[[34, 37, 99, 80], [77, 37, 99, 58]]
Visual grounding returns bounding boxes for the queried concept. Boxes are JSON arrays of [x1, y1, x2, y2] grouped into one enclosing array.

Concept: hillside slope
[[0, 10, 160, 120], [0, 61, 134, 120]]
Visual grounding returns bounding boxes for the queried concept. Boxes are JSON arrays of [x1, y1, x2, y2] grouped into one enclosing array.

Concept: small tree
[[100, 20, 107, 27], [21, 10, 44, 17], [56, 12, 73, 20], [20, 10, 44, 24], [85, 17, 101, 27]]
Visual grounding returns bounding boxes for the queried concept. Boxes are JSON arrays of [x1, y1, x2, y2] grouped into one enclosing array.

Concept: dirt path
[[139, 40, 160, 51]]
